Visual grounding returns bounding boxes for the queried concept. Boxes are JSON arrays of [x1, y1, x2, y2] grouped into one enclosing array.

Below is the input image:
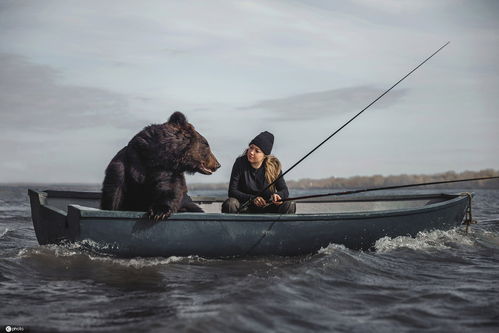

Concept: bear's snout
[[199, 153, 220, 175]]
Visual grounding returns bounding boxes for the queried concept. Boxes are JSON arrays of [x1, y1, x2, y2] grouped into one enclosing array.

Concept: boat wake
[[374, 228, 474, 252]]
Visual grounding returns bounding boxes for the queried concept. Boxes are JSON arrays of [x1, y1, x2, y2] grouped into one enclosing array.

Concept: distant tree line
[[285, 169, 499, 189], [188, 169, 499, 190]]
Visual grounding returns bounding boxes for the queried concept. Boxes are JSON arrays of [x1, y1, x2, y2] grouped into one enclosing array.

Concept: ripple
[[474, 230, 499, 250], [0, 204, 29, 211], [0, 227, 8, 238]]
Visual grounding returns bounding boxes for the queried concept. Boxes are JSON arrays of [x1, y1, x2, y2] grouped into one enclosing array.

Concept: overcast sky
[[0, 0, 498, 184]]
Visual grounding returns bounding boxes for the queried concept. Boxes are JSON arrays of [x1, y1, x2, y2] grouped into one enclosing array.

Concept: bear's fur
[[100, 111, 220, 220]]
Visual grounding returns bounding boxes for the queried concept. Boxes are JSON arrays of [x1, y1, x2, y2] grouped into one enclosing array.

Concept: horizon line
[[2, 168, 497, 186]]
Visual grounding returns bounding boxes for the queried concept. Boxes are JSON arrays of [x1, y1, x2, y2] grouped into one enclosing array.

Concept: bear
[[100, 111, 220, 220]]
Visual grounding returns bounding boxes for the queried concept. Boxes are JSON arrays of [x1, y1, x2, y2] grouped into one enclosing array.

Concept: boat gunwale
[[67, 194, 468, 222], [29, 189, 469, 222], [41, 189, 461, 203]]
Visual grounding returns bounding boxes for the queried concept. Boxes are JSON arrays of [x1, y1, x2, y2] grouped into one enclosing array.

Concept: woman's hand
[[271, 193, 283, 205], [253, 196, 267, 207]]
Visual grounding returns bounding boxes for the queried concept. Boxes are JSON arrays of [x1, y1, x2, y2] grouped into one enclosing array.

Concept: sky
[[0, 0, 498, 184]]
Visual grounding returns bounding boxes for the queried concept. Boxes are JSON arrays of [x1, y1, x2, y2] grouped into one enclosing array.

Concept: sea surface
[[1, 185, 498, 332]]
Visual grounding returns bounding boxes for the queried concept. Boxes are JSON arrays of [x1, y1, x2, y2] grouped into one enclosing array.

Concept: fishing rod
[[239, 41, 450, 211], [277, 176, 499, 202]]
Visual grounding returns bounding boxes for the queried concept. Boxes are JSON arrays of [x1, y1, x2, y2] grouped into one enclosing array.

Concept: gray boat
[[28, 189, 472, 257]]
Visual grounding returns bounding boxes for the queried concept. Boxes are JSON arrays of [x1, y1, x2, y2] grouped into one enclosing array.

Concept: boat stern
[[28, 189, 77, 245]]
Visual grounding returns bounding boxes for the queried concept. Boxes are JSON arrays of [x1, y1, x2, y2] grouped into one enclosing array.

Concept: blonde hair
[[264, 155, 281, 193]]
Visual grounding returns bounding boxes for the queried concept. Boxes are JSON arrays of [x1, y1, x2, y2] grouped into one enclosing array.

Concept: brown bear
[[100, 111, 220, 220]]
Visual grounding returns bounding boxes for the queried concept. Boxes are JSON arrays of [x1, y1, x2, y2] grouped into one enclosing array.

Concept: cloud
[[0, 1, 498, 183], [349, 0, 445, 13], [0, 53, 145, 132], [242, 86, 407, 121]]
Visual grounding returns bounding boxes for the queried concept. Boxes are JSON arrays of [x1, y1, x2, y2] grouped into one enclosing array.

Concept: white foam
[[0, 227, 8, 238], [17, 244, 81, 258], [375, 228, 474, 253], [17, 241, 206, 268], [317, 242, 348, 255], [91, 255, 191, 268]]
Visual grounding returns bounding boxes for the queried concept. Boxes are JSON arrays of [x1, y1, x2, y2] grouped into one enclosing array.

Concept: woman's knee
[[279, 201, 296, 214], [222, 198, 240, 213]]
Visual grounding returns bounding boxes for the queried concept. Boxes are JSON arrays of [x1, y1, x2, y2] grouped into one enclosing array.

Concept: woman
[[222, 131, 296, 214]]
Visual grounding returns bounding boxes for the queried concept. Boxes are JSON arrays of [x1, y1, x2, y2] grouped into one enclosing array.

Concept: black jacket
[[228, 156, 289, 202]]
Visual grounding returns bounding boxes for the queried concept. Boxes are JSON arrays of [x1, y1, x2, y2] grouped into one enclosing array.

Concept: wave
[[374, 228, 474, 252], [0, 228, 8, 238], [315, 228, 476, 255], [16, 241, 211, 268], [474, 230, 499, 249], [317, 242, 349, 255]]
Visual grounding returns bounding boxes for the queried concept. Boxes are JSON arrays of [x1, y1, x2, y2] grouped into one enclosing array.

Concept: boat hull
[[29, 189, 470, 257]]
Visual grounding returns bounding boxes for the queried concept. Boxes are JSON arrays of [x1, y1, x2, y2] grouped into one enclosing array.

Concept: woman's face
[[247, 144, 265, 165]]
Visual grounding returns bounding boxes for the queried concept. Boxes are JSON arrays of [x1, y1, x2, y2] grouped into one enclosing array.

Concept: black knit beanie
[[249, 131, 274, 155]]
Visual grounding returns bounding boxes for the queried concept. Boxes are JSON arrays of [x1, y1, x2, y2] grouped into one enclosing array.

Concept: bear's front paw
[[147, 205, 173, 222]]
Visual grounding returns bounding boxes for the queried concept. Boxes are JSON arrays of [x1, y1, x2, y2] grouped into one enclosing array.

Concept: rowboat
[[28, 189, 471, 257]]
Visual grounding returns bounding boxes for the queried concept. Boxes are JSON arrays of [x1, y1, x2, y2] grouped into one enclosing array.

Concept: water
[[1, 185, 498, 332]]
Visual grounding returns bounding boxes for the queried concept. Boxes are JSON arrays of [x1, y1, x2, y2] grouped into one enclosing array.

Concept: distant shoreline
[[2, 169, 498, 190], [187, 169, 499, 190]]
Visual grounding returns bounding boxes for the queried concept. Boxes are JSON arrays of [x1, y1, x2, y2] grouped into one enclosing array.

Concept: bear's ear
[[168, 111, 188, 127]]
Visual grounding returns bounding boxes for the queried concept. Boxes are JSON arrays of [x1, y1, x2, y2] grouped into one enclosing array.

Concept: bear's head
[[165, 112, 221, 175]]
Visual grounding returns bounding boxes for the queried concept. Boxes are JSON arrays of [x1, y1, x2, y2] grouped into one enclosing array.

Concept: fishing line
[[239, 42, 451, 211]]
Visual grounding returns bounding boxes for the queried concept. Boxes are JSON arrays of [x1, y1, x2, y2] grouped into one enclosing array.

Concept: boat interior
[[36, 190, 456, 214]]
